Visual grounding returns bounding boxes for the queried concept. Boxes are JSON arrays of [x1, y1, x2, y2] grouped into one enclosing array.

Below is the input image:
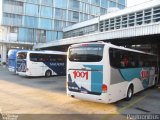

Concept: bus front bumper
[[8, 67, 16, 72], [17, 72, 27, 76]]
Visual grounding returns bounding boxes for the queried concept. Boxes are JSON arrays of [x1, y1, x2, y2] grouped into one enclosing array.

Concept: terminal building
[[0, 0, 126, 63], [34, 0, 160, 56]]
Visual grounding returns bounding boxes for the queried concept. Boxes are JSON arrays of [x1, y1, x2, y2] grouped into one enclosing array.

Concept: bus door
[[29, 53, 43, 76]]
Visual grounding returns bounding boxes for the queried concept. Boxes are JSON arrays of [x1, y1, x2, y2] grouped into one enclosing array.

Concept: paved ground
[[0, 66, 160, 120]]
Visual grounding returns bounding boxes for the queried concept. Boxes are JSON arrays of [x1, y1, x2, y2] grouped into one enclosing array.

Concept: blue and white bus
[[16, 50, 66, 77], [67, 42, 159, 103], [8, 49, 20, 72]]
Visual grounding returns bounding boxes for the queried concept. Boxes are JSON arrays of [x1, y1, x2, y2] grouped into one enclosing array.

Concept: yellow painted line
[[118, 91, 152, 114]]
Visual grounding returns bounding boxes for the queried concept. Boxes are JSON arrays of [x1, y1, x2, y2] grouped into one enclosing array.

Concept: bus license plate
[[81, 90, 88, 94]]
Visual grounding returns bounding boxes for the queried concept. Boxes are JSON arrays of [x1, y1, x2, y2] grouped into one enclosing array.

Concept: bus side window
[[130, 60, 135, 67], [138, 55, 144, 67], [143, 55, 149, 67], [38, 54, 44, 62], [109, 49, 121, 68], [30, 53, 38, 62], [120, 55, 129, 68], [139, 60, 143, 67], [129, 52, 138, 67]]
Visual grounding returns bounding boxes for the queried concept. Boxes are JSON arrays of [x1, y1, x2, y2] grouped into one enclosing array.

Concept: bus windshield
[[69, 45, 104, 62], [17, 52, 27, 60]]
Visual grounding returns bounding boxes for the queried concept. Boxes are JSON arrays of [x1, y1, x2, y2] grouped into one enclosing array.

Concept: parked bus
[[67, 42, 159, 103], [16, 50, 66, 77], [8, 49, 20, 72]]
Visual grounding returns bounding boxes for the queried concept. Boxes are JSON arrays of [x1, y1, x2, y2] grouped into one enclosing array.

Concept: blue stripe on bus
[[43, 62, 66, 75], [119, 68, 151, 88], [84, 65, 103, 93], [119, 68, 141, 81]]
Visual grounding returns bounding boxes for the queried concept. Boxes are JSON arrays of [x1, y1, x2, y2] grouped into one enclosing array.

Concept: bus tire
[[126, 85, 133, 101], [45, 70, 52, 77]]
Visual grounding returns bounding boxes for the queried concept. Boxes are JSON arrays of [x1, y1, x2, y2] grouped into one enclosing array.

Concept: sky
[[127, 0, 151, 7]]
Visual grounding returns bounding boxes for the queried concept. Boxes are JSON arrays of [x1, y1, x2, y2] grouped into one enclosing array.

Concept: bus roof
[[17, 50, 66, 55], [69, 42, 156, 56]]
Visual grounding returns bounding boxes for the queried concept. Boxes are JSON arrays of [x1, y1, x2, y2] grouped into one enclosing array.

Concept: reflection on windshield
[[17, 52, 27, 59], [69, 46, 104, 62]]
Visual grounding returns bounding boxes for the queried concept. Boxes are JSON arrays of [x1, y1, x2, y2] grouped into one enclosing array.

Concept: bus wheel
[[126, 85, 133, 101], [45, 70, 52, 77]]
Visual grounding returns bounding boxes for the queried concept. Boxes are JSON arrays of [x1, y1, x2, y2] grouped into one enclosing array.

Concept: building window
[[3, 0, 23, 14], [25, 3, 39, 16], [27, 0, 39, 4], [128, 14, 135, 27], [91, 0, 100, 6], [99, 21, 104, 32], [18, 28, 34, 43], [36, 30, 46, 43], [46, 31, 57, 42], [54, 20, 65, 30], [109, 18, 115, 30], [39, 18, 52, 29], [24, 16, 38, 28], [118, 4, 125, 9], [153, 6, 160, 23], [136, 11, 143, 25], [90, 6, 100, 15], [116, 17, 121, 29], [10, 27, 17, 33], [68, 11, 79, 22], [118, 0, 125, 5], [122, 15, 127, 28], [109, 1, 116, 7], [63, 24, 97, 38], [55, 0, 67, 9], [105, 19, 109, 31], [69, 0, 79, 11], [41, 0, 53, 6], [101, 8, 106, 15], [73, 12, 79, 20], [55, 8, 66, 20], [101, 0, 108, 8], [40, 6, 52, 18], [144, 9, 151, 24], [3, 13, 22, 26]]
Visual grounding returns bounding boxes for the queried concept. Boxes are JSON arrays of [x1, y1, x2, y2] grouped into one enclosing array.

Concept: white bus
[[67, 42, 159, 103], [16, 50, 66, 77]]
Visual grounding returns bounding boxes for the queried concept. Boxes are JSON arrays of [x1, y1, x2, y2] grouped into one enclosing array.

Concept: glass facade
[[64, 24, 98, 38], [1, 0, 126, 43]]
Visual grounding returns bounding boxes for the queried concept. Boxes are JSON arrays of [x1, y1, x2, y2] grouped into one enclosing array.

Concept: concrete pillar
[[1, 44, 7, 63]]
